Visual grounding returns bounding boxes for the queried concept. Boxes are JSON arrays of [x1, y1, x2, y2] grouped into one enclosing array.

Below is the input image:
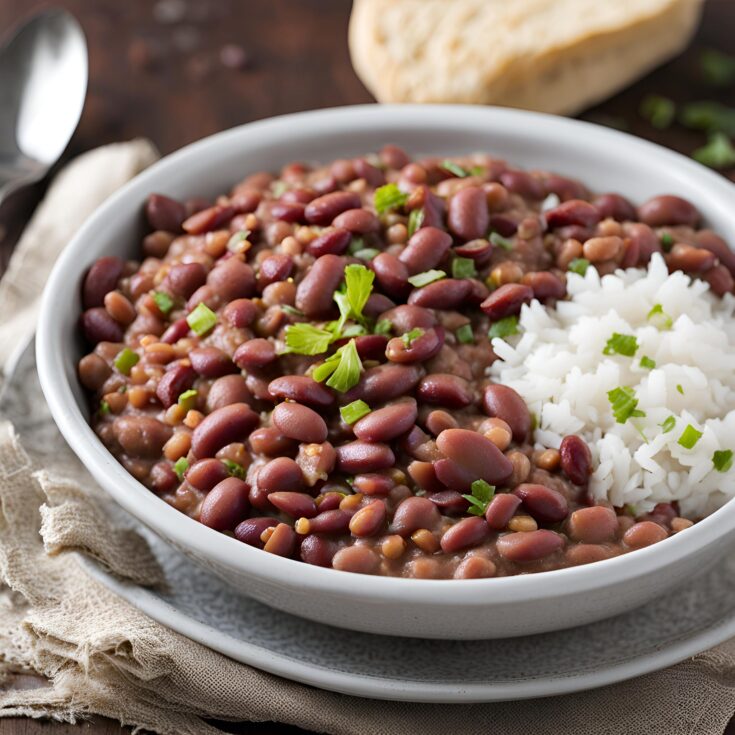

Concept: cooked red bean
[[332, 545, 379, 574], [497, 530, 565, 562], [379, 304, 436, 333], [249, 427, 296, 457], [263, 523, 297, 556], [83, 256, 125, 309], [427, 489, 469, 515], [113, 416, 172, 458], [638, 195, 700, 227], [408, 461, 444, 494], [481, 283, 533, 321], [440, 516, 489, 553], [272, 402, 328, 443], [433, 457, 476, 491], [521, 271, 566, 301], [482, 384, 531, 443], [166, 262, 207, 299], [156, 363, 196, 407], [345, 364, 423, 404], [190, 347, 236, 377], [623, 521, 668, 549], [268, 375, 335, 407], [222, 299, 258, 328], [269, 491, 317, 518], [666, 244, 716, 274], [207, 258, 256, 301], [269, 201, 305, 223], [485, 493, 522, 530], [295, 254, 344, 317], [306, 509, 352, 534], [235, 516, 278, 548], [513, 483, 568, 523], [448, 187, 490, 242], [354, 334, 389, 360], [191, 403, 260, 458], [206, 375, 252, 411], [307, 228, 352, 257], [399, 227, 452, 275], [436, 429, 513, 486], [82, 307, 124, 344], [257, 457, 304, 493], [545, 199, 601, 229], [353, 399, 418, 442], [372, 253, 411, 299], [349, 499, 387, 537], [200, 477, 250, 531], [593, 193, 636, 222], [305, 191, 361, 225], [258, 254, 293, 288], [78, 353, 111, 391], [335, 441, 395, 474], [391, 496, 441, 536], [161, 317, 190, 344], [417, 374, 473, 408], [385, 327, 444, 363], [186, 458, 229, 492], [183, 204, 235, 234], [234, 339, 277, 370], [300, 535, 338, 567], [408, 278, 472, 309], [500, 170, 544, 200], [333, 208, 380, 233], [559, 435, 592, 485], [146, 194, 186, 232], [567, 506, 618, 543]]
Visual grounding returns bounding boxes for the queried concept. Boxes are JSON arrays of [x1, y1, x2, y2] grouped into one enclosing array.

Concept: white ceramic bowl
[[37, 105, 735, 640]]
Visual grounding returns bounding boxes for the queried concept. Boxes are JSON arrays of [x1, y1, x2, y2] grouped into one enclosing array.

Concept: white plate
[[7, 341, 735, 702]]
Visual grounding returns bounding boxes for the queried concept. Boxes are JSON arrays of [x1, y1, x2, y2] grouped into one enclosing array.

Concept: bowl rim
[[36, 103, 735, 606]]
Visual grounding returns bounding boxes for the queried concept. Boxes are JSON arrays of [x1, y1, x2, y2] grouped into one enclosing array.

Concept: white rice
[[488, 254, 735, 519]]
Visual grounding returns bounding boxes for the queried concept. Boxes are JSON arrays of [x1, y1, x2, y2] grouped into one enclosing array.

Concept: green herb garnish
[[177, 389, 198, 412], [678, 424, 702, 449], [353, 248, 380, 261], [374, 183, 409, 215], [603, 333, 639, 357], [173, 457, 189, 482], [281, 304, 305, 317], [153, 291, 174, 315], [186, 303, 217, 336], [312, 339, 363, 393], [660, 415, 676, 433], [607, 386, 646, 424], [407, 208, 425, 237], [568, 258, 590, 276], [401, 328, 424, 347], [113, 347, 139, 375], [693, 132, 735, 169], [640, 355, 656, 370], [99, 400, 110, 415], [271, 181, 288, 198], [713, 449, 734, 472], [223, 459, 246, 479], [347, 236, 365, 255], [374, 319, 394, 336], [340, 399, 371, 425], [441, 160, 469, 178], [660, 233, 674, 251], [624, 503, 637, 517], [407, 269, 446, 288], [452, 257, 477, 279], [469, 165, 485, 176], [227, 229, 251, 251], [344, 263, 375, 324], [701, 48, 735, 87], [284, 323, 334, 355], [640, 94, 676, 129], [647, 304, 673, 331], [456, 324, 474, 344], [677, 384, 684, 395], [461, 480, 496, 517], [489, 232, 514, 251], [488, 316, 520, 340]]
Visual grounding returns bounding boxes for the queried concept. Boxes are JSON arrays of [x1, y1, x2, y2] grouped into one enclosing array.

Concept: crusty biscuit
[[349, 0, 703, 115]]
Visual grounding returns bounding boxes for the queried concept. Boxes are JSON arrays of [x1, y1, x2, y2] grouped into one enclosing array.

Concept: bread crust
[[349, 0, 703, 115]]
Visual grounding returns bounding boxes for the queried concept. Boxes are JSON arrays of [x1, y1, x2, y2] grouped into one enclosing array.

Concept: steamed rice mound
[[489, 254, 735, 519]]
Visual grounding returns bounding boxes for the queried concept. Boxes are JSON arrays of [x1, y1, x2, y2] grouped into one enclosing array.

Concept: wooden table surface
[[1, 0, 734, 733]]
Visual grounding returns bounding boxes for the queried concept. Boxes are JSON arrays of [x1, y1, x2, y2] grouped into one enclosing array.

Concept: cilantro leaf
[[374, 183, 409, 215], [441, 160, 469, 178], [461, 480, 496, 517], [680, 101, 735, 136], [489, 232, 514, 250], [401, 328, 424, 347], [344, 263, 375, 323], [313, 339, 363, 393], [283, 323, 334, 355], [407, 270, 446, 288], [640, 355, 656, 370], [451, 256, 477, 279]]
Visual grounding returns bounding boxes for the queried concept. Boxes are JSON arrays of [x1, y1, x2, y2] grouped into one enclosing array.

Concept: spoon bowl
[[0, 9, 87, 199]]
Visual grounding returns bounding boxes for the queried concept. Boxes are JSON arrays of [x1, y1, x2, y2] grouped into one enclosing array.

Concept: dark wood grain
[[0, 0, 734, 732]]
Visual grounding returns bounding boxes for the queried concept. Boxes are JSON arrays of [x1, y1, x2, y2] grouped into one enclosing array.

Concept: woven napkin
[[1, 141, 735, 735]]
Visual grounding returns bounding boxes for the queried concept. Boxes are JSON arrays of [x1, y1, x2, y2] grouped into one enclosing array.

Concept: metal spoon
[[0, 9, 87, 203]]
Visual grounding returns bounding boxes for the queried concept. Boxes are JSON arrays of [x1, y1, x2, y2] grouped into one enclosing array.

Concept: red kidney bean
[[385, 327, 444, 363], [165, 262, 207, 299], [258, 254, 293, 288], [183, 204, 235, 234], [696, 230, 735, 275], [354, 334, 389, 360], [269, 491, 317, 518], [372, 253, 411, 299], [417, 374, 472, 409], [408, 279, 472, 309], [497, 530, 565, 562], [82, 307, 124, 344], [485, 493, 522, 530], [391, 496, 441, 536], [300, 535, 338, 567], [521, 271, 566, 301], [200, 477, 250, 531], [335, 441, 395, 474], [620, 236, 641, 269], [565, 543, 612, 566], [190, 347, 236, 377], [638, 195, 700, 227], [545, 199, 601, 229], [407, 461, 445, 494], [364, 293, 396, 318], [295, 254, 344, 317], [206, 375, 252, 412], [623, 521, 668, 549], [436, 428, 513, 486], [560, 435, 592, 485], [454, 239, 493, 263], [482, 384, 531, 443], [440, 516, 489, 553], [191, 403, 260, 458], [333, 208, 380, 233], [146, 194, 187, 232], [567, 506, 618, 543], [454, 556, 497, 579], [666, 244, 717, 274], [307, 228, 352, 257], [263, 522, 297, 557], [257, 456, 304, 493], [143, 231, 174, 258], [222, 299, 258, 328], [312, 175, 338, 195], [353, 399, 418, 442], [82, 256, 125, 308], [186, 458, 229, 492], [280, 188, 315, 205], [425, 410, 458, 436], [184, 196, 212, 216], [307, 509, 351, 534], [488, 214, 518, 237], [704, 264, 735, 296], [400, 425, 439, 462], [514, 483, 568, 523], [207, 258, 255, 301], [249, 427, 297, 457], [330, 159, 356, 183], [234, 516, 278, 548], [448, 187, 490, 241], [268, 375, 335, 407], [543, 174, 587, 201], [304, 191, 361, 225], [380, 144, 410, 169], [272, 402, 328, 443], [433, 457, 477, 492], [149, 461, 178, 494], [623, 222, 661, 264], [269, 201, 305, 223], [113, 416, 172, 458], [234, 339, 277, 370], [481, 283, 533, 321], [231, 189, 261, 213], [642, 502, 678, 529], [78, 353, 111, 391], [399, 227, 452, 275], [156, 363, 196, 407], [352, 473, 394, 496], [332, 545, 379, 574], [161, 317, 190, 344], [349, 499, 387, 537], [353, 157, 385, 186], [428, 489, 470, 516], [345, 364, 423, 404], [379, 304, 436, 334], [500, 170, 544, 200], [593, 193, 636, 222]]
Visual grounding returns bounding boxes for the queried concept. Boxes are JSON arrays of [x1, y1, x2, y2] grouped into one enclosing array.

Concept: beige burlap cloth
[[1, 141, 735, 735]]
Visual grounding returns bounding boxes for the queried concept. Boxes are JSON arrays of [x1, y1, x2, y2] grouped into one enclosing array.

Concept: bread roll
[[349, 0, 703, 115]]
